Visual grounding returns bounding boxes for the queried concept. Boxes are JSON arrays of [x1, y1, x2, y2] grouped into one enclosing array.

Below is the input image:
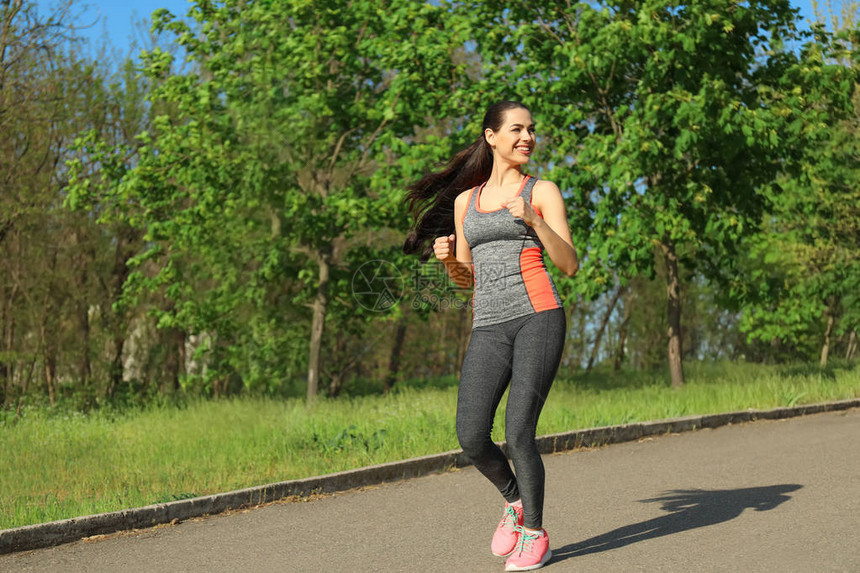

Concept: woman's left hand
[[502, 196, 540, 227]]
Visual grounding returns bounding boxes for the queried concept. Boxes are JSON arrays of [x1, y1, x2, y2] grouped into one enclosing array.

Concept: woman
[[404, 101, 578, 571]]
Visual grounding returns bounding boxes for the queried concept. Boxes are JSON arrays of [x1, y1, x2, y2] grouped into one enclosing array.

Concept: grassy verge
[[1, 360, 858, 529]]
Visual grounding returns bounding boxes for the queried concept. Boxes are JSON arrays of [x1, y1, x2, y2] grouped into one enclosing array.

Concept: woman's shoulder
[[455, 187, 475, 207], [532, 178, 560, 193], [531, 178, 562, 204]]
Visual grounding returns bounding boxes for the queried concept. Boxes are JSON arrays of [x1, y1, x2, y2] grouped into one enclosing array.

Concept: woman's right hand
[[433, 234, 456, 261]]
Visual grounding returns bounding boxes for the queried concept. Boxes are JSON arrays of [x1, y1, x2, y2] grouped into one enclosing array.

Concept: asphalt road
[[3, 408, 858, 572]]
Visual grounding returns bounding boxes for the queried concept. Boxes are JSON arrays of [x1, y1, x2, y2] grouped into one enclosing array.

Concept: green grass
[[1, 360, 858, 529]]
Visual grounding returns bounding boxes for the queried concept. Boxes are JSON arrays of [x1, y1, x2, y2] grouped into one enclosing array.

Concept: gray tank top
[[462, 175, 563, 329]]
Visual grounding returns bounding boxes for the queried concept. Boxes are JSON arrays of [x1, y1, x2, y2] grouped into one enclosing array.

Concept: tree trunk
[[307, 246, 332, 402], [846, 331, 857, 361], [40, 318, 57, 407], [163, 327, 186, 394], [4, 282, 21, 408], [78, 302, 92, 388], [0, 221, 11, 247], [820, 312, 835, 368], [0, 290, 9, 408], [327, 330, 348, 398], [45, 347, 56, 406], [1, 232, 22, 408], [107, 335, 125, 398], [107, 230, 133, 398], [586, 285, 623, 374], [1, 303, 14, 408], [327, 372, 344, 398], [383, 316, 408, 394], [75, 232, 93, 393], [614, 290, 632, 372], [661, 239, 685, 388], [40, 245, 59, 406], [176, 329, 186, 393], [15, 352, 37, 422], [573, 301, 587, 369]]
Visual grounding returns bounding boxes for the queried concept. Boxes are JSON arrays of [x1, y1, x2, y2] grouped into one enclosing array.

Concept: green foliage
[[5, 0, 859, 409], [464, 0, 845, 294], [456, 1, 860, 381], [65, 0, 470, 396], [735, 26, 860, 358]]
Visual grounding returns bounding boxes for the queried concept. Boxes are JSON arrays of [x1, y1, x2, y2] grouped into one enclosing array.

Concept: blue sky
[[40, 0, 826, 56]]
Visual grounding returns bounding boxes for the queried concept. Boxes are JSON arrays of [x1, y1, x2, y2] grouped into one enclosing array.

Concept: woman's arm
[[433, 190, 474, 289], [503, 180, 578, 276]]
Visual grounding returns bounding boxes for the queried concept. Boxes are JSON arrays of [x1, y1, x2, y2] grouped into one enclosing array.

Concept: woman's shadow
[[551, 484, 802, 563]]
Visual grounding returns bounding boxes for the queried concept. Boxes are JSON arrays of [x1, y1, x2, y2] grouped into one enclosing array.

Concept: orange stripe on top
[[520, 247, 558, 312]]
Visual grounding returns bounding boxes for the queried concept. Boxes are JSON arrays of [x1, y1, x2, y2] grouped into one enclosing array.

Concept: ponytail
[[403, 100, 530, 261], [402, 135, 492, 260]]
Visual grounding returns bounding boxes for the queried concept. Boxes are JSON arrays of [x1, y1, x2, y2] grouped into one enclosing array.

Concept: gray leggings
[[456, 308, 566, 529]]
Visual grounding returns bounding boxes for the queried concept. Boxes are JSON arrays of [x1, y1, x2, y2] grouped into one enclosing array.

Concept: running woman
[[404, 101, 578, 571]]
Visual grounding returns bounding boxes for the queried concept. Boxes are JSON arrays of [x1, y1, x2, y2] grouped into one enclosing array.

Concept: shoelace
[[513, 525, 540, 554], [501, 504, 519, 529]]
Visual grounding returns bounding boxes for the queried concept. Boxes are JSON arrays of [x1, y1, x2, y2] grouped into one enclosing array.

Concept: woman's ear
[[484, 128, 495, 148]]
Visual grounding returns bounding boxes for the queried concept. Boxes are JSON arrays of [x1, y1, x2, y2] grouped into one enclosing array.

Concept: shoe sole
[[504, 548, 552, 572], [492, 549, 516, 558]]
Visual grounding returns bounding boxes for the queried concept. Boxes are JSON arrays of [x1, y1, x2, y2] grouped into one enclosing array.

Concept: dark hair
[[403, 100, 530, 261]]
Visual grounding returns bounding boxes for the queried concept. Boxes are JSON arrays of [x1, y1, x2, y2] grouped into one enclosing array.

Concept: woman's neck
[[486, 163, 524, 189]]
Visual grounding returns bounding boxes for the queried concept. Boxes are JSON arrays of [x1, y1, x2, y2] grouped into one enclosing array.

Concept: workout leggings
[[456, 308, 566, 529]]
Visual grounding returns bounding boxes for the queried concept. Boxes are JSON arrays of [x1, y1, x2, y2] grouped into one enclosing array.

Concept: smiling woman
[[403, 100, 578, 572]]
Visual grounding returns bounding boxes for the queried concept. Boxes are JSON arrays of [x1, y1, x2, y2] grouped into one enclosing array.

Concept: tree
[[736, 23, 860, 365], [66, 58, 154, 399], [68, 0, 469, 401], [463, 0, 852, 386], [0, 0, 102, 408]]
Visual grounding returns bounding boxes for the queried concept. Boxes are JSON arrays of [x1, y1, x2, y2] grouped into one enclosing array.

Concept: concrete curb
[[2, 398, 858, 555]]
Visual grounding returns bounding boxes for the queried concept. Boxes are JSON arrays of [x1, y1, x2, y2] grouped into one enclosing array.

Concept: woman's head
[[482, 102, 535, 167], [402, 100, 534, 259]]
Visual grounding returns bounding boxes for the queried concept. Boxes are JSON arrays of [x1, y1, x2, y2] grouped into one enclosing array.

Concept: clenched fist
[[502, 196, 539, 227], [433, 234, 456, 261]]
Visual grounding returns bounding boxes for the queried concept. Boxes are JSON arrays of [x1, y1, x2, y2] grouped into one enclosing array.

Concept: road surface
[[3, 408, 858, 572]]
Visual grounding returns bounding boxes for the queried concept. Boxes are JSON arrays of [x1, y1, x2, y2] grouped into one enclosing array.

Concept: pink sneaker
[[491, 501, 524, 557], [504, 526, 552, 571]]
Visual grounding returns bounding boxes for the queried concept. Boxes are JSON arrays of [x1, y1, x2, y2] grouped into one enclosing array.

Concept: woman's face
[[485, 107, 536, 166]]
